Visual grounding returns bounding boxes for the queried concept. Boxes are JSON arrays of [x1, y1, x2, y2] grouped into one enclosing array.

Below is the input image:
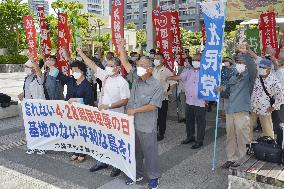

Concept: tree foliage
[[136, 29, 146, 47], [126, 22, 136, 30], [0, 0, 33, 55]]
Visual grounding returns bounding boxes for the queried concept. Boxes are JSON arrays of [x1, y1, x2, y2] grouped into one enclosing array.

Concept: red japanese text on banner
[[159, 11, 175, 71], [170, 11, 183, 66], [37, 6, 52, 60], [23, 16, 38, 62], [57, 13, 70, 75], [152, 7, 162, 50], [260, 12, 279, 57]]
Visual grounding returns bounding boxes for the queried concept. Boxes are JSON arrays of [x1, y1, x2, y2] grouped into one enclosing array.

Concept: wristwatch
[[108, 104, 112, 109]]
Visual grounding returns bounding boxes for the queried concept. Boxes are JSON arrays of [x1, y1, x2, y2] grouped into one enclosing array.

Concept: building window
[[143, 13, 147, 19], [189, 8, 196, 15]]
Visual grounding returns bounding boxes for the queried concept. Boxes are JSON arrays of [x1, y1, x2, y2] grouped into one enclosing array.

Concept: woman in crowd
[[48, 60, 94, 162]]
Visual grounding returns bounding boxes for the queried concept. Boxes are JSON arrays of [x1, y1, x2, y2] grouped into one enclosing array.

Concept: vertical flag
[[260, 12, 279, 57], [245, 28, 261, 55], [152, 7, 161, 49], [37, 6, 52, 60], [198, 0, 226, 101], [23, 16, 38, 62], [158, 11, 175, 71], [170, 11, 183, 66], [111, 0, 124, 56], [57, 13, 70, 75], [201, 23, 206, 44]]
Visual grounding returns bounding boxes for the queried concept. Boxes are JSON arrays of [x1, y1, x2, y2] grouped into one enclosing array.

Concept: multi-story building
[[66, 0, 111, 16], [28, 0, 49, 15], [124, 0, 201, 32]]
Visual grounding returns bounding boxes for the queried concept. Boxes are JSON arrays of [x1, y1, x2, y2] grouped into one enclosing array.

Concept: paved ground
[[0, 72, 229, 189]]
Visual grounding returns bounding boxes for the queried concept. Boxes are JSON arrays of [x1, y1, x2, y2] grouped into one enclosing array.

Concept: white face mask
[[235, 64, 246, 74], [137, 67, 147, 77], [130, 57, 138, 62], [73, 72, 82, 80], [224, 62, 231, 67], [149, 54, 155, 59], [258, 68, 268, 76], [106, 66, 114, 76], [192, 61, 200, 69], [153, 59, 161, 67], [25, 68, 32, 75]]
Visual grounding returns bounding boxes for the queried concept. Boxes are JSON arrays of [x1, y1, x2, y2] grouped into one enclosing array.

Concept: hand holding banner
[[22, 99, 136, 181]]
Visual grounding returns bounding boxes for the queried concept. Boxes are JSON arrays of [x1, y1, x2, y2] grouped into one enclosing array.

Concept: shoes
[[230, 162, 240, 167], [89, 164, 108, 172], [181, 138, 195, 144], [26, 149, 36, 154], [157, 135, 164, 141], [221, 161, 235, 169], [36, 150, 46, 155], [125, 176, 144, 185], [110, 168, 121, 177], [77, 156, 86, 162], [191, 142, 203, 149], [70, 155, 78, 161], [148, 178, 159, 189]]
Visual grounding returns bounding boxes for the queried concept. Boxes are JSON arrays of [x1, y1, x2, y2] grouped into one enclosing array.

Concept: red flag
[[260, 12, 279, 57], [37, 6, 52, 60], [23, 16, 38, 62], [158, 11, 175, 71], [111, 0, 124, 56], [170, 11, 183, 66], [201, 23, 206, 45], [57, 13, 70, 75], [111, 0, 125, 76], [152, 7, 161, 50]]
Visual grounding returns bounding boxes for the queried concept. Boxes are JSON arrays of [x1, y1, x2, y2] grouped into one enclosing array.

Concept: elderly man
[[153, 52, 177, 141], [118, 40, 163, 189], [77, 47, 130, 177], [250, 58, 284, 139], [167, 53, 207, 149], [218, 44, 257, 168]]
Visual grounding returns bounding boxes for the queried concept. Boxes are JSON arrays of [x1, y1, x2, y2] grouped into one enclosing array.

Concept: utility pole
[[146, 0, 157, 52]]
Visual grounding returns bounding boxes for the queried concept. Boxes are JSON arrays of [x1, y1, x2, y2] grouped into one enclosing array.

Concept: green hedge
[[0, 55, 28, 64]]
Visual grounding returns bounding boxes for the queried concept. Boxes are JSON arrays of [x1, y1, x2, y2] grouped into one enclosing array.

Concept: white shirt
[[251, 74, 284, 115], [153, 65, 177, 100], [24, 74, 45, 100], [96, 67, 130, 114], [274, 67, 284, 88]]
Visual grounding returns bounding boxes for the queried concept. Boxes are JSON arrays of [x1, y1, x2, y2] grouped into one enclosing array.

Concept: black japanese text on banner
[[22, 99, 136, 181]]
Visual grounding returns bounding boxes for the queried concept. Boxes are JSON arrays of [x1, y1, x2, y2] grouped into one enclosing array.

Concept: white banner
[[22, 99, 136, 180]]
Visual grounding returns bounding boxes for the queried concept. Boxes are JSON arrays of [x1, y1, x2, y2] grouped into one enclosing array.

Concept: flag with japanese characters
[[57, 13, 70, 75], [152, 7, 162, 49], [111, 0, 126, 76], [22, 99, 136, 181], [260, 12, 279, 58], [111, 0, 124, 56], [170, 11, 183, 66], [198, 0, 226, 101], [37, 6, 52, 60], [23, 16, 38, 62], [158, 11, 175, 72], [245, 28, 261, 55]]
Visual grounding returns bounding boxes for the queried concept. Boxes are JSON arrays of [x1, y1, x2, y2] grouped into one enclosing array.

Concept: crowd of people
[[18, 39, 284, 189]]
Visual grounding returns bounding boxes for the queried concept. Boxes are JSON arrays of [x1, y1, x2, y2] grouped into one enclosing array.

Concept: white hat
[[24, 60, 33, 67]]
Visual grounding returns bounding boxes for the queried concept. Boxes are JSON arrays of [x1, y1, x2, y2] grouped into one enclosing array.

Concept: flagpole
[[212, 0, 227, 171]]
